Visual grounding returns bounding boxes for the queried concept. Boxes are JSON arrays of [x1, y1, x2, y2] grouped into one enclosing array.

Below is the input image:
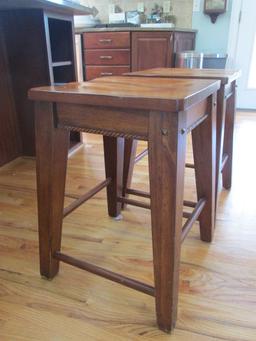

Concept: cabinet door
[[132, 32, 173, 71], [173, 32, 196, 53]]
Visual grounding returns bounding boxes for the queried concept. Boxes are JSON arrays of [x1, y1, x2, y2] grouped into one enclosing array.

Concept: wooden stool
[[122, 68, 240, 210], [29, 76, 220, 333]]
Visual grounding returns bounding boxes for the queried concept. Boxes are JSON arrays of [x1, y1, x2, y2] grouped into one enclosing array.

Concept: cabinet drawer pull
[[99, 39, 112, 43], [100, 72, 113, 76], [100, 56, 113, 60]]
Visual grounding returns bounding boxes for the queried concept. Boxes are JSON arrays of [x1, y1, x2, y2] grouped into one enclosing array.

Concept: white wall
[[192, 0, 233, 54]]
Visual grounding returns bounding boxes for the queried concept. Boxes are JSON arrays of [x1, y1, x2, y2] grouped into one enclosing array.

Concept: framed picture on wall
[[204, 0, 227, 23], [204, 0, 227, 11]]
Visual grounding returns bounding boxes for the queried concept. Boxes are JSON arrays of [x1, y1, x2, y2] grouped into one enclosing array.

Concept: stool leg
[[192, 94, 217, 242], [222, 82, 236, 189], [103, 136, 124, 218], [215, 87, 226, 207], [122, 139, 138, 208], [148, 111, 186, 333], [35, 102, 69, 279]]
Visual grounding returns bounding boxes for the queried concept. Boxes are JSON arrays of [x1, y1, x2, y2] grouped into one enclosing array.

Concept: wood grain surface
[[125, 68, 241, 85], [0, 111, 255, 340], [28, 76, 220, 112]]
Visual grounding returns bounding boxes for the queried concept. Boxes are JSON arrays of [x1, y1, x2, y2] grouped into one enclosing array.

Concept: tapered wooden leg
[[222, 82, 236, 189], [148, 111, 186, 333], [122, 139, 138, 208], [215, 86, 226, 205], [192, 94, 217, 242], [35, 102, 69, 279], [103, 136, 124, 217]]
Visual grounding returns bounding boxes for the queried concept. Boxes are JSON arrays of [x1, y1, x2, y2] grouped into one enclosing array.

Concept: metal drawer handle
[[100, 72, 113, 76], [100, 56, 113, 60], [99, 39, 112, 43]]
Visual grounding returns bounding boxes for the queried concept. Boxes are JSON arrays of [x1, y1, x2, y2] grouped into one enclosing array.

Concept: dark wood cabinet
[[131, 31, 174, 71], [1, 10, 51, 156], [0, 10, 79, 156], [83, 30, 196, 78], [0, 28, 21, 166], [83, 32, 131, 81], [0, 1, 91, 165]]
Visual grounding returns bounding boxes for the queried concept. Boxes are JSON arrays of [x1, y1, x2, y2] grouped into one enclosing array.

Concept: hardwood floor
[[0, 111, 255, 340]]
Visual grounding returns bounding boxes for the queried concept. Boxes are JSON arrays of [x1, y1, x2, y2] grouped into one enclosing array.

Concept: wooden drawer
[[85, 66, 131, 81], [84, 49, 130, 65], [83, 32, 130, 49]]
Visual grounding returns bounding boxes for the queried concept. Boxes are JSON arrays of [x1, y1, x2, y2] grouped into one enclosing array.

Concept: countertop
[[76, 27, 197, 34]]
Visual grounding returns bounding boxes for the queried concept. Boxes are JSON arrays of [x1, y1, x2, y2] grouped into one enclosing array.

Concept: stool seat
[[125, 68, 241, 85], [121, 68, 240, 213], [29, 76, 220, 333], [29, 76, 219, 111]]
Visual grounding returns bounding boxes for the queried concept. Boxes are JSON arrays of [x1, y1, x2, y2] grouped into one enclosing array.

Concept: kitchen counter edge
[[75, 27, 197, 34]]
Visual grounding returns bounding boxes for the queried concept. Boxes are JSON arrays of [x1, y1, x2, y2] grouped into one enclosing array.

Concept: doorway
[[235, 0, 256, 109]]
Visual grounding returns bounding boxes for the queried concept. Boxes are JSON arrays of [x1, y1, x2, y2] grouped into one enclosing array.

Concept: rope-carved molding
[[58, 124, 148, 141]]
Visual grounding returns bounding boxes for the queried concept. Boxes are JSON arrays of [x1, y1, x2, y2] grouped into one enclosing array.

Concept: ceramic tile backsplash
[[78, 0, 193, 28]]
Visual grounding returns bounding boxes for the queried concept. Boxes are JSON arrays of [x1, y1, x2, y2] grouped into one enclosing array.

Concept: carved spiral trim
[[58, 124, 148, 141]]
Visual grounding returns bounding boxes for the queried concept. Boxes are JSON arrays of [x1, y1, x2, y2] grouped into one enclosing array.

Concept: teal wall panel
[[192, 0, 233, 54]]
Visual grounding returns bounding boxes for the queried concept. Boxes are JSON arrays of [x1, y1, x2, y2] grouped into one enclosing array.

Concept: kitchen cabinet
[[131, 31, 174, 71], [0, 28, 21, 166], [83, 30, 196, 79], [83, 32, 131, 81], [0, 0, 91, 165]]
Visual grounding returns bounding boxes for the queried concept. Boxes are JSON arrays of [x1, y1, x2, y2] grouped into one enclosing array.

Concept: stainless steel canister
[[175, 51, 204, 69]]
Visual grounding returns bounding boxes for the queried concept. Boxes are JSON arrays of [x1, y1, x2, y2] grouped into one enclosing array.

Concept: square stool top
[[29, 76, 220, 112], [124, 68, 241, 85]]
